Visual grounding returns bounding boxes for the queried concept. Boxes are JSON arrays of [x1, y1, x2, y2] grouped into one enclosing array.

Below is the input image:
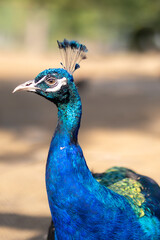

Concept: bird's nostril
[[26, 82, 32, 86]]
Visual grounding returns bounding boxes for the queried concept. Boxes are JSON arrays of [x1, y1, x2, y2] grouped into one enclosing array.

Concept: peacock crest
[[57, 39, 88, 74]]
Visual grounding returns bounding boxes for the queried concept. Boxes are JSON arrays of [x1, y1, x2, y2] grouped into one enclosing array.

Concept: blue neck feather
[[56, 85, 82, 143], [45, 83, 151, 239]]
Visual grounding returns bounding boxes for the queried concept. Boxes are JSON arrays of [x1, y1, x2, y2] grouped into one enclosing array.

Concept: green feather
[[95, 167, 148, 218]]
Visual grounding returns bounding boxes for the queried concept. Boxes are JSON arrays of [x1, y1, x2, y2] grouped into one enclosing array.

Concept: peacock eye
[[45, 76, 56, 86]]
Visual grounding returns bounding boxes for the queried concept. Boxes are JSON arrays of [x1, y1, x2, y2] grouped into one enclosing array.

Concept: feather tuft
[[57, 39, 88, 74], [73, 63, 80, 72]]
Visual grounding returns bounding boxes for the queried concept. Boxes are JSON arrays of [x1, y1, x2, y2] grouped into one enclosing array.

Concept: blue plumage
[[13, 39, 160, 240], [57, 39, 88, 52]]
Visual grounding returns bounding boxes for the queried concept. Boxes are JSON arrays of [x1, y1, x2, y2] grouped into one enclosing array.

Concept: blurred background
[[0, 0, 160, 239]]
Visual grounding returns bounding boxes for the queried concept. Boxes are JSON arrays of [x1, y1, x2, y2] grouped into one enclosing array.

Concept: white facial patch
[[35, 76, 46, 86], [46, 77, 67, 92]]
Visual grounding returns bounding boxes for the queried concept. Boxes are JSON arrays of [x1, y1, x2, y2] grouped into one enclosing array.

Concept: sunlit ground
[[1, 52, 160, 239]]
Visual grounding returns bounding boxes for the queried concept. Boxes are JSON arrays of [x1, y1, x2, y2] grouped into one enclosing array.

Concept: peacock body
[[13, 39, 160, 240]]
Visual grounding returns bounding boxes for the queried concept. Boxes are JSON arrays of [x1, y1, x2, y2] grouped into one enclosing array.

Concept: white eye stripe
[[46, 77, 67, 92], [35, 76, 46, 86]]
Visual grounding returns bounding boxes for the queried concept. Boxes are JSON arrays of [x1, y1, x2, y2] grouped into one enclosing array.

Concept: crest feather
[[57, 39, 88, 74]]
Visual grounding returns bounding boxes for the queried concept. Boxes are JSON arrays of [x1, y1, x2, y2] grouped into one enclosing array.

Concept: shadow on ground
[[1, 77, 160, 133], [0, 212, 51, 240]]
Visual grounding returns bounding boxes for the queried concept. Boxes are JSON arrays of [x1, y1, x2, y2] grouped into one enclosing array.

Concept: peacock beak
[[13, 79, 38, 93]]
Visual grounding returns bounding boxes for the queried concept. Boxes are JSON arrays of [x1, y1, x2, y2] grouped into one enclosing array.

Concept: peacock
[[13, 39, 160, 240]]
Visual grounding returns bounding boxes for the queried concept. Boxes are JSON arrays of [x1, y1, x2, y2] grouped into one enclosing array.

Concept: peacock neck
[[55, 85, 82, 144], [46, 84, 88, 185], [46, 84, 94, 204]]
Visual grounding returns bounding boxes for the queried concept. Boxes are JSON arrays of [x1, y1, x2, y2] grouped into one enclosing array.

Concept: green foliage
[[0, 0, 159, 48]]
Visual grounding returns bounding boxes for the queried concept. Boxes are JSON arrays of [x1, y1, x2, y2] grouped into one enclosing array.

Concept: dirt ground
[[0, 52, 160, 240]]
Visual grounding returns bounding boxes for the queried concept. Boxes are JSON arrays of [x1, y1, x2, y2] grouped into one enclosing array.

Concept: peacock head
[[13, 39, 88, 105], [13, 67, 74, 104]]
